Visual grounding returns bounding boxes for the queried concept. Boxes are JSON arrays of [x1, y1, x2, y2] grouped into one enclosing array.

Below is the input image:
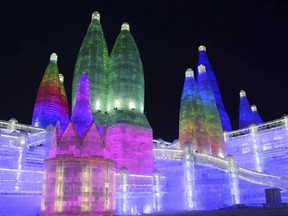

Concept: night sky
[[0, 1, 288, 142]]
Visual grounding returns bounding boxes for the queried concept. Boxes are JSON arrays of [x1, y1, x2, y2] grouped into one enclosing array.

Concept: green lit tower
[[72, 11, 109, 123], [107, 23, 144, 114], [106, 23, 153, 174]]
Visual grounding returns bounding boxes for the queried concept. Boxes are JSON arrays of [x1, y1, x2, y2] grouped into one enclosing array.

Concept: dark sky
[[0, 1, 288, 142]]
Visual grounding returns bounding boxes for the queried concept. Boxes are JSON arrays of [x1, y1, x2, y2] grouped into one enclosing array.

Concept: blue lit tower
[[197, 64, 225, 157], [251, 105, 263, 124], [238, 90, 255, 129], [179, 68, 211, 154], [197, 45, 232, 131], [72, 11, 109, 123]]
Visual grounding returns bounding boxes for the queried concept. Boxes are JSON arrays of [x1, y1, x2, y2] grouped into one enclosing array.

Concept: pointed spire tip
[[185, 68, 194, 78], [198, 45, 206, 52], [121, 22, 130, 31], [251, 105, 257, 112], [59, 74, 64, 83], [92, 11, 100, 21], [240, 90, 246, 97], [198, 64, 206, 73], [50, 53, 57, 62]]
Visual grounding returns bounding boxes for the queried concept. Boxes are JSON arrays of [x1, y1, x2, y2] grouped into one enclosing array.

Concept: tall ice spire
[[197, 45, 232, 131], [72, 11, 109, 121], [238, 90, 256, 128], [197, 64, 225, 157], [70, 73, 94, 137], [251, 105, 263, 124], [107, 22, 145, 113], [179, 68, 211, 154], [32, 53, 64, 131]]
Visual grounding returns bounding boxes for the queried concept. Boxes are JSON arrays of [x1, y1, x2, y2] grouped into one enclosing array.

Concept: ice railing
[[153, 146, 288, 191], [0, 167, 43, 194], [224, 117, 287, 140]]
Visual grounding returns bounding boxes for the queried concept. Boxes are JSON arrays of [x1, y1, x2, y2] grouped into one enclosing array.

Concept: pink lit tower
[[106, 22, 153, 175], [32, 53, 69, 134], [41, 73, 115, 216]]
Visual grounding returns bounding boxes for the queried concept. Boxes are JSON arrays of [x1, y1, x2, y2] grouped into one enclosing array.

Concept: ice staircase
[[153, 144, 288, 191]]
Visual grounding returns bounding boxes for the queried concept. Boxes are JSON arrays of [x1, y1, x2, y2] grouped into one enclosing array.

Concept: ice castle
[[1, 11, 288, 215]]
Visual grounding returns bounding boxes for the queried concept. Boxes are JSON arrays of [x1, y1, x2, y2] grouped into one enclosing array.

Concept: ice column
[[249, 124, 262, 172], [227, 155, 240, 205], [119, 167, 129, 214], [183, 143, 196, 209], [153, 173, 162, 212]]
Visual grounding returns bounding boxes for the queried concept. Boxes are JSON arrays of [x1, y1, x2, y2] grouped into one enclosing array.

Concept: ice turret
[[107, 22, 145, 113], [179, 69, 211, 153], [106, 23, 153, 175], [32, 53, 64, 131], [197, 45, 232, 131], [197, 64, 225, 157], [58, 74, 69, 134], [251, 105, 263, 124], [238, 90, 255, 129], [72, 11, 109, 123], [70, 73, 93, 138]]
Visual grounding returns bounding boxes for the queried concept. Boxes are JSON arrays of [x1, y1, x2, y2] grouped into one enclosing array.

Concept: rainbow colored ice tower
[[179, 68, 211, 154], [196, 64, 225, 157], [32, 53, 68, 134]]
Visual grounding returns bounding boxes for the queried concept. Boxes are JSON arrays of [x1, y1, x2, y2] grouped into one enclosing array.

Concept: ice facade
[[1, 11, 288, 216]]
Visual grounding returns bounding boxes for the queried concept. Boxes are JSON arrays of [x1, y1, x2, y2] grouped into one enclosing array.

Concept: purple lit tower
[[197, 45, 232, 131], [32, 53, 68, 134], [196, 64, 225, 157], [179, 68, 211, 154], [238, 90, 255, 129], [41, 73, 115, 216], [106, 23, 153, 175]]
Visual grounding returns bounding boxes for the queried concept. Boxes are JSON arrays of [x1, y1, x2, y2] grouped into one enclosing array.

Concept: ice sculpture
[[72, 11, 109, 122], [179, 68, 211, 154], [32, 53, 67, 133], [41, 73, 115, 215], [238, 90, 255, 129], [197, 45, 232, 131], [197, 64, 225, 157], [107, 22, 144, 113]]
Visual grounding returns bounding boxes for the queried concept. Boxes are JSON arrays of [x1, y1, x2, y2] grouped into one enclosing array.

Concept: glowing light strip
[[81, 164, 91, 212], [54, 163, 64, 212]]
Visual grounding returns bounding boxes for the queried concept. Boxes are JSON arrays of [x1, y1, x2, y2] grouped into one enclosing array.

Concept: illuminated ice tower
[[197, 64, 225, 157], [32, 53, 69, 134], [72, 11, 109, 123], [197, 45, 232, 131], [106, 22, 153, 174], [179, 68, 211, 154], [41, 73, 115, 215]]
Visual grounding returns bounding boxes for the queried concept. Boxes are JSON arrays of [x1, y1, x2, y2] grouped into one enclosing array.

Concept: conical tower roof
[[70, 73, 94, 137], [251, 105, 263, 124], [238, 90, 255, 129], [32, 53, 63, 130], [107, 22, 145, 114], [197, 64, 224, 157], [197, 45, 232, 131], [72, 11, 109, 118], [59, 74, 69, 134], [179, 68, 210, 154]]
